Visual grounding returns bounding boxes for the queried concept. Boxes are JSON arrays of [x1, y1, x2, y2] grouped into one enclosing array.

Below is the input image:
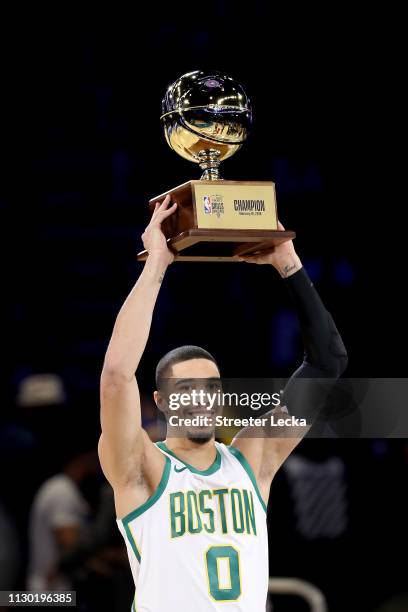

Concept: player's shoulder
[[153, 440, 180, 468], [215, 440, 240, 463], [214, 440, 229, 455]]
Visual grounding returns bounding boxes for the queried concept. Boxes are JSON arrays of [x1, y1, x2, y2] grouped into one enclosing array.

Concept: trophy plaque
[[137, 70, 295, 262]]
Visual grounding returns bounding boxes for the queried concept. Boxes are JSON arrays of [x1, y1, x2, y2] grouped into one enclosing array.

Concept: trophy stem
[[197, 149, 223, 181]]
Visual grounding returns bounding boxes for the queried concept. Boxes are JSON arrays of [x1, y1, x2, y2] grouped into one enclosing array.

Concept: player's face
[[158, 358, 222, 441]]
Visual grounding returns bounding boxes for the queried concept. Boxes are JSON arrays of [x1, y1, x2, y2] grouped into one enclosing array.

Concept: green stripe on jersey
[[156, 441, 222, 475], [121, 455, 171, 525], [227, 446, 267, 513]]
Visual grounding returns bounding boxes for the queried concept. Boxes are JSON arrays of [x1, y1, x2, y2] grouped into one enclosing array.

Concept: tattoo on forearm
[[282, 263, 297, 277]]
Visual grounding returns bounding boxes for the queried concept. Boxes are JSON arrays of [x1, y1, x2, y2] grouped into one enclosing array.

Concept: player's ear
[[153, 390, 168, 414]]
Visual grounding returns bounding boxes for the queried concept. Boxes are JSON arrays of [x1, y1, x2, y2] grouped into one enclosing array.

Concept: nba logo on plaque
[[203, 196, 212, 214]]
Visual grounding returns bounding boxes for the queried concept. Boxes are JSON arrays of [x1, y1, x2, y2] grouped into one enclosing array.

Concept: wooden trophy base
[[136, 180, 295, 262], [137, 228, 296, 262]]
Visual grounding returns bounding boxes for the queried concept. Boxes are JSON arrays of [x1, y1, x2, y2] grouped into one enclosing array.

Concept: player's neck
[[164, 437, 217, 471]]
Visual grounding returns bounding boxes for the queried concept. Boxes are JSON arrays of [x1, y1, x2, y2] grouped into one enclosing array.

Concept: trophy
[[137, 70, 295, 262]]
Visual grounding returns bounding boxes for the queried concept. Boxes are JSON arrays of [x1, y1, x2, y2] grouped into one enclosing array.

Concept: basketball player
[[98, 195, 348, 610]]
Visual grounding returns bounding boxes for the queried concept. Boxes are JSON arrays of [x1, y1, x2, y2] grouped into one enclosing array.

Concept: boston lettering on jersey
[[169, 488, 257, 538]]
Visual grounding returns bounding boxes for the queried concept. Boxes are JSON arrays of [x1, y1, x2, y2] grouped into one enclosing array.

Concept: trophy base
[[136, 228, 296, 262]]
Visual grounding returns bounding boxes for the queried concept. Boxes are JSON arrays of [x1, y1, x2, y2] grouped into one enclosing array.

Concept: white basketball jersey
[[116, 441, 269, 611]]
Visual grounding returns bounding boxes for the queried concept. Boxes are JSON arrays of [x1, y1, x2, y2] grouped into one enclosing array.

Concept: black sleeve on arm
[[283, 266, 348, 375], [279, 266, 348, 421]]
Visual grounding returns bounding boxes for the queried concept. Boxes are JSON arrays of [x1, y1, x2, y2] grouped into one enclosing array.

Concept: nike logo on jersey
[[174, 465, 188, 473]]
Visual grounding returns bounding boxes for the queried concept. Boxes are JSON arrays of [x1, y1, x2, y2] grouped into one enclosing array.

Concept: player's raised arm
[[232, 222, 348, 499], [99, 196, 177, 490]]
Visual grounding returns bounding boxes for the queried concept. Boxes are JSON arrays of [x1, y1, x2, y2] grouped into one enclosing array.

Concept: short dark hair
[[155, 345, 219, 389]]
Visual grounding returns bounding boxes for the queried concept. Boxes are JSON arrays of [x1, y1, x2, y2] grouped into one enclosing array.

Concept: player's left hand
[[234, 221, 302, 277]]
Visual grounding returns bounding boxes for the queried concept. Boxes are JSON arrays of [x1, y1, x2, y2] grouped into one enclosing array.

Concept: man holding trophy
[[98, 71, 348, 610]]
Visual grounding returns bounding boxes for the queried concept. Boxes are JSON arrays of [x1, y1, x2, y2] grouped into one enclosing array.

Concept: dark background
[[1, 3, 406, 611]]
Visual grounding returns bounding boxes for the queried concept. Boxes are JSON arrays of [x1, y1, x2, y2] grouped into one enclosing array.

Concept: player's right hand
[[141, 195, 177, 264]]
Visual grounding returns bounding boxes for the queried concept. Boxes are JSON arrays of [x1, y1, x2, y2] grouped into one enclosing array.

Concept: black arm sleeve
[[280, 266, 348, 421]]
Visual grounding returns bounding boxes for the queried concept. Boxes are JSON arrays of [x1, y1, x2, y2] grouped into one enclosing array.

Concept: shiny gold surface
[[164, 125, 241, 164], [161, 71, 252, 177]]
